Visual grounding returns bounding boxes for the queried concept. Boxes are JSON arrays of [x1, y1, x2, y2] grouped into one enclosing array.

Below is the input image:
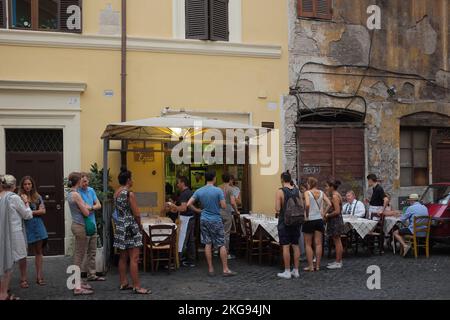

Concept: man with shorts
[[393, 193, 429, 257], [186, 171, 237, 277]]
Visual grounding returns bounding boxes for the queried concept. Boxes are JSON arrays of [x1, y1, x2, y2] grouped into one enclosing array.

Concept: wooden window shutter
[[0, 0, 5, 28], [59, 0, 82, 33], [209, 0, 229, 41], [316, 0, 332, 20], [185, 0, 209, 40], [298, 0, 315, 18], [298, 0, 332, 20]]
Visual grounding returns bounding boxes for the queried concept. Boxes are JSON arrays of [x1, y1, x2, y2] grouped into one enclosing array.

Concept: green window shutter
[[209, 0, 229, 41], [185, 0, 210, 40], [59, 0, 82, 33], [0, 0, 5, 28]]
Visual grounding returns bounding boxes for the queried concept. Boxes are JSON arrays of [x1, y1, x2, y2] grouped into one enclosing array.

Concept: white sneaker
[[277, 270, 292, 279], [327, 262, 343, 269], [313, 257, 317, 263], [291, 269, 300, 278]]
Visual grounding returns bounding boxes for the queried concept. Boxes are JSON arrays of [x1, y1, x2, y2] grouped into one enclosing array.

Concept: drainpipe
[[120, 0, 127, 166]]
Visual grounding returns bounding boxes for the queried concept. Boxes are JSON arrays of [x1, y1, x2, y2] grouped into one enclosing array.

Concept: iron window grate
[[5, 129, 63, 152]]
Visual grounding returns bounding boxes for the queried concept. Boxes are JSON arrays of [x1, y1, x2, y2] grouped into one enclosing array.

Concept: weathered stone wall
[[284, 0, 450, 207]]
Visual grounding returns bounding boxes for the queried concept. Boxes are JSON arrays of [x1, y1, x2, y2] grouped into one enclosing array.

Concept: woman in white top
[[0, 175, 33, 300], [302, 177, 331, 272]]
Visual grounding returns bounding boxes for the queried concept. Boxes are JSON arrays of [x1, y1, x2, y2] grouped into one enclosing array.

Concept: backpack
[[282, 188, 305, 226]]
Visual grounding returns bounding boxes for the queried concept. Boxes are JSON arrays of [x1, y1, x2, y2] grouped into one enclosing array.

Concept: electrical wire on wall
[[291, 26, 450, 121]]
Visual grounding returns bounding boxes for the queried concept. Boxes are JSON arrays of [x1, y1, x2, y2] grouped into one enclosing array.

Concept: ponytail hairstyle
[[68, 172, 81, 188], [326, 178, 342, 191], [306, 177, 318, 190], [281, 170, 292, 184], [118, 167, 132, 186]]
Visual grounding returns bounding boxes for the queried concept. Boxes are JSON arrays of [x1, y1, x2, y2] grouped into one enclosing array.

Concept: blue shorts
[[200, 219, 225, 249]]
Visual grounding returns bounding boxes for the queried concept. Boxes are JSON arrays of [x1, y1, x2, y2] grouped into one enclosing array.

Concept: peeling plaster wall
[[284, 0, 450, 207]]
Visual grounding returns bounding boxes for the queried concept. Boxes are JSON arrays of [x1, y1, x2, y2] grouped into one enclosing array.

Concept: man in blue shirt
[[79, 173, 104, 281], [187, 171, 237, 277], [393, 193, 429, 257]]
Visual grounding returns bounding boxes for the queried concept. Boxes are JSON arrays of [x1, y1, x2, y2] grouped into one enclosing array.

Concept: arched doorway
[[296, 108, 366, 197]]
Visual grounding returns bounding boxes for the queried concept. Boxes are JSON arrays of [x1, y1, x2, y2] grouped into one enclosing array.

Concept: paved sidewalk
[[9, 245, 450, 300]]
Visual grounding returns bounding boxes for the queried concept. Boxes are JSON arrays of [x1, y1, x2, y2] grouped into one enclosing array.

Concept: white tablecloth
[[141, 217, 177, 244], [343, 216, 378, 239], [383, 216, 402, 234], [240, 214, 279, 242]]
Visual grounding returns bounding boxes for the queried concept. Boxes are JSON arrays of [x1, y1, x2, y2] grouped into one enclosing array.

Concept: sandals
[[303, 267, 315, 272], [73, 288, 94, 296], [87, 276, 106, 282], [223, 270, 237, 277], [36, 278, 46, 286], [133, 287, 151, 295], [20, 280, 29, 289], [119, 284, 134, 291]]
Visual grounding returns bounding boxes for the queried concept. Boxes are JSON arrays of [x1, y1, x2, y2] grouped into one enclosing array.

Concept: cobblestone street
[[10, 245, 450, 300]]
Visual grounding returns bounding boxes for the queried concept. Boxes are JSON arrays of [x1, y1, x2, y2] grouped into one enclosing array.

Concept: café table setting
[[240, 213, 279, 242]]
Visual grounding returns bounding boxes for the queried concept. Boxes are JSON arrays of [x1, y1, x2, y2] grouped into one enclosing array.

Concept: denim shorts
[[200, 219, 225, 249]]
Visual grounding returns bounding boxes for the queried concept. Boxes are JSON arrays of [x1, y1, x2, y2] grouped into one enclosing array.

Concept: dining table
[[240, 213, 279, 242]]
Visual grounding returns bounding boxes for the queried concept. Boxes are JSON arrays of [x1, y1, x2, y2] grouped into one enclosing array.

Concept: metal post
[[102, 138, 110, 273], [120, 0, 128, 167]]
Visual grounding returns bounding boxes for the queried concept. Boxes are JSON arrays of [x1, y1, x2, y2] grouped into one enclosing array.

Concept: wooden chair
[[144, 224, 176, 273], [404, 216, 432, 258], [242, 217, 271, 264], [364, 214, 385, 256], [230, 214, 247, 257]]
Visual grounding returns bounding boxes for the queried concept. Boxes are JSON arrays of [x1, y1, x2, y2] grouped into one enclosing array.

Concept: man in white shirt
[[342, 191, 366, 218]]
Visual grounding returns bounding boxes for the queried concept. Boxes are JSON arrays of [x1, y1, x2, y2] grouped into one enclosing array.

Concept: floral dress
[[326, 196, 344, 237], [113, 189, 143, 250]]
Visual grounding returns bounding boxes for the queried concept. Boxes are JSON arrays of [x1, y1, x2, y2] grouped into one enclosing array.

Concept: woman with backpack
[[325, 179, 344, 270], [303, 177, 332, 272], [275, 171, 304, 279]]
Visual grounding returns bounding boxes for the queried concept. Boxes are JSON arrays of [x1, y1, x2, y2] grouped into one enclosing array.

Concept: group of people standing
[[0, 175, 48, 300], [275, 172, 346, 279]]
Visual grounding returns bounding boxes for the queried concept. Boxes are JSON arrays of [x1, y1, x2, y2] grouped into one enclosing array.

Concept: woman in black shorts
[[303, 177, 331, 272]]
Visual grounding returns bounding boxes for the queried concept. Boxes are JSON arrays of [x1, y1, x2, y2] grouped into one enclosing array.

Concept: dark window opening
[[400, 128, 429, 187], [8, 0, 82, 33]]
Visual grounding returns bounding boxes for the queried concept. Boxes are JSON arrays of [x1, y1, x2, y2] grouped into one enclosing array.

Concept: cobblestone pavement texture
[[9, 245, 450, 300]]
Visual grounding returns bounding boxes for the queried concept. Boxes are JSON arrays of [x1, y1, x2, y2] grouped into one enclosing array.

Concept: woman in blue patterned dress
[[18, 176, 48, 288], [113, 167, 150, 294]]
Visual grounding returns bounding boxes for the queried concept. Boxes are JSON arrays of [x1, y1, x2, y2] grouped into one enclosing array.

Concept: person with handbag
[[302, 177, 332, 272], [113, 167, 150, 294], [18, 176, 48, 288], [324, 179, 345, 270], [67, 172, 94, 295], [78, 173, 105, 282]]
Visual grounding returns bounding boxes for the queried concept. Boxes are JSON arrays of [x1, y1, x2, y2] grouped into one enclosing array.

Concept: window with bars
[[297, 0, 332, 20], [5, 129, 63, 152], [400, 128, 429, 187], [6, 0, 81, 32]]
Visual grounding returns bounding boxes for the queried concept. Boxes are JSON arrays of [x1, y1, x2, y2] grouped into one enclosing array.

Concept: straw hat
[[408, 193, 420, 201]]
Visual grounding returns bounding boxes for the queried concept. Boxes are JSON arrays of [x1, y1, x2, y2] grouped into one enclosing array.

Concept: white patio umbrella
[[101, 113, 266, 142]]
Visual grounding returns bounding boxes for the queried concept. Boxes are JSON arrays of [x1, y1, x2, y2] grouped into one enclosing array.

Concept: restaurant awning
[[101, 113, 265, 142]]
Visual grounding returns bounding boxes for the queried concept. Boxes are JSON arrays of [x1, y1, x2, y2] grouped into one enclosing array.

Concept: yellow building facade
[[0, 0, 288, 255]]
